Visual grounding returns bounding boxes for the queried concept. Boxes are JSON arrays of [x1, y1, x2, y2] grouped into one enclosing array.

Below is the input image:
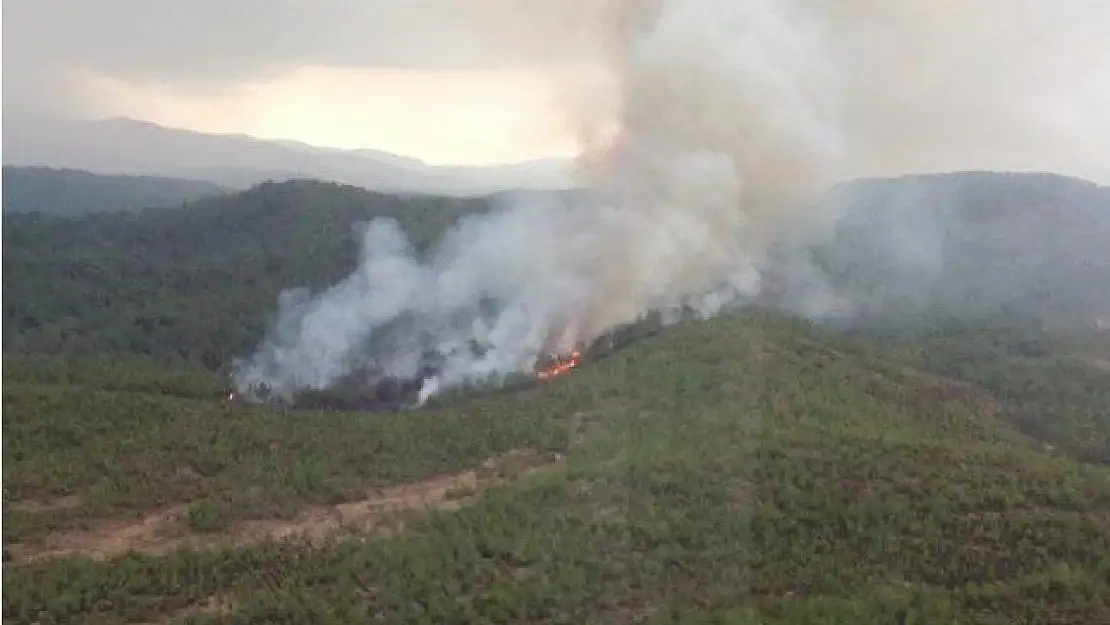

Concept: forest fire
[[224, 323, 659, 412], [536, 350, 583, 380], [221, 323, 668, 413]]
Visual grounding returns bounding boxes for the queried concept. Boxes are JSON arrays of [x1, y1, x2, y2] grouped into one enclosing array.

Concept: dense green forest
[[3, 172, 1109, 623], [2, 166, 229, 215], [3, 178, 493, 369]]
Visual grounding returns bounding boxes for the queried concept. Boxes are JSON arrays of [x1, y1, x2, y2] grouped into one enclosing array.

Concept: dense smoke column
[[232, 0, 843, 402], [233, 0, 1107, 404]]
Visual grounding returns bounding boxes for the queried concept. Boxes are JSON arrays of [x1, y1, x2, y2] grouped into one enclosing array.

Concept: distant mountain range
[[2, 166, 230, 215], [2, 115, 576, 197]]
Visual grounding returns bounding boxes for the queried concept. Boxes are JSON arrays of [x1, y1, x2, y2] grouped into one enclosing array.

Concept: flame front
[[536, 350, 583, 380]]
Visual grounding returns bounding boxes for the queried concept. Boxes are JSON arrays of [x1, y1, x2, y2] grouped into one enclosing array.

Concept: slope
[[3, 311, 1109, 624]]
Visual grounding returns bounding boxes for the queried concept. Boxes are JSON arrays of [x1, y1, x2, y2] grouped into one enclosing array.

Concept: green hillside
[[3, 179, 492, 368], [5, 171, 1106, 374], [1, 166, 229, 216], [4, 313, 1109, 624], [3, 173, 1109, 623]]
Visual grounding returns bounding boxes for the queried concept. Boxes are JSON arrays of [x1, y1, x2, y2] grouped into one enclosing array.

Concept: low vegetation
[[5, 312, 1109, 623]]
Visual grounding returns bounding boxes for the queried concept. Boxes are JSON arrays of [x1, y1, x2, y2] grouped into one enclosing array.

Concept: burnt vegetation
[[3, 172, 1110, 624]]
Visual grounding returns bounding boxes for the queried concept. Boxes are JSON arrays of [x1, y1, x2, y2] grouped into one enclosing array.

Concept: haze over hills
[[4, 169, 1107, 375], [1, 115, 576, 197], [798, 170, 1110, 329], [2, 166, 231, 215]]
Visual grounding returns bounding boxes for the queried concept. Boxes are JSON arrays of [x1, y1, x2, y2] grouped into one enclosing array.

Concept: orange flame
[[536, 350, 583, 380]]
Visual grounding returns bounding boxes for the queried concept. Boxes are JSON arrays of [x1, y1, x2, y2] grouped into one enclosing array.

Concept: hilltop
[[2, 170, 1109, 623]]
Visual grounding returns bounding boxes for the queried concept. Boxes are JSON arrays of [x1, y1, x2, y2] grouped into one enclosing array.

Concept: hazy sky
[[2, 0, 613, 164], [3, 0, 1110, 176]]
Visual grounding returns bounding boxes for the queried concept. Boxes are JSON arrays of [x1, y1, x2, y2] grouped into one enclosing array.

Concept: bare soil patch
[[138, 595, 234, 625], [6, 449, 565, 563]]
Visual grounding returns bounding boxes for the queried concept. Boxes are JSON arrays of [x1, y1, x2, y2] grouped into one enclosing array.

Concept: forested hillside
[[3, 179, 493, 368], [2, 166, 229, 215], [5, 171, 1106, 372], [810, 171, 1110, 327]]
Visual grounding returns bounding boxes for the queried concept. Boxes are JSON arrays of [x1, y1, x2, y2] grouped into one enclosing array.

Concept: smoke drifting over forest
[[232, 0, 1110, 402]]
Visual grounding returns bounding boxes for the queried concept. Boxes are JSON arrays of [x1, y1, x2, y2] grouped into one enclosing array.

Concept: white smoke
[[233, 0, 1110, 402]]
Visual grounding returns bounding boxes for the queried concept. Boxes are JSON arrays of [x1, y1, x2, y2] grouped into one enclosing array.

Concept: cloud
[[2, 0, 608, 83], [2, 0, 621, 122], [808, 0, 1110, 181], [4, 0, 1108, 182]]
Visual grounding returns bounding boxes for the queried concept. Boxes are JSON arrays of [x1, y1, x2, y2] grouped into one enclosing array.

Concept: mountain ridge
[[4, 169, 1107, 370], [2, 115, 576, 197]]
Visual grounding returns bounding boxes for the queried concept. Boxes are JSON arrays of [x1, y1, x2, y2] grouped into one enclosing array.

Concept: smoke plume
[[233, 0, 1110, 402]]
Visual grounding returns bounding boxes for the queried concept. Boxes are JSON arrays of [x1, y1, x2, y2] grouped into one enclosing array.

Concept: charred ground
[[3, 172, 1110, 623]]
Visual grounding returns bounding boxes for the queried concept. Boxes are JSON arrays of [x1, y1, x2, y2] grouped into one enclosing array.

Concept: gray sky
[[3, 0, 1109, 178], [2, 0, 611, 163], [6, 1, 525, 76], [2, 0, 604, 98]]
